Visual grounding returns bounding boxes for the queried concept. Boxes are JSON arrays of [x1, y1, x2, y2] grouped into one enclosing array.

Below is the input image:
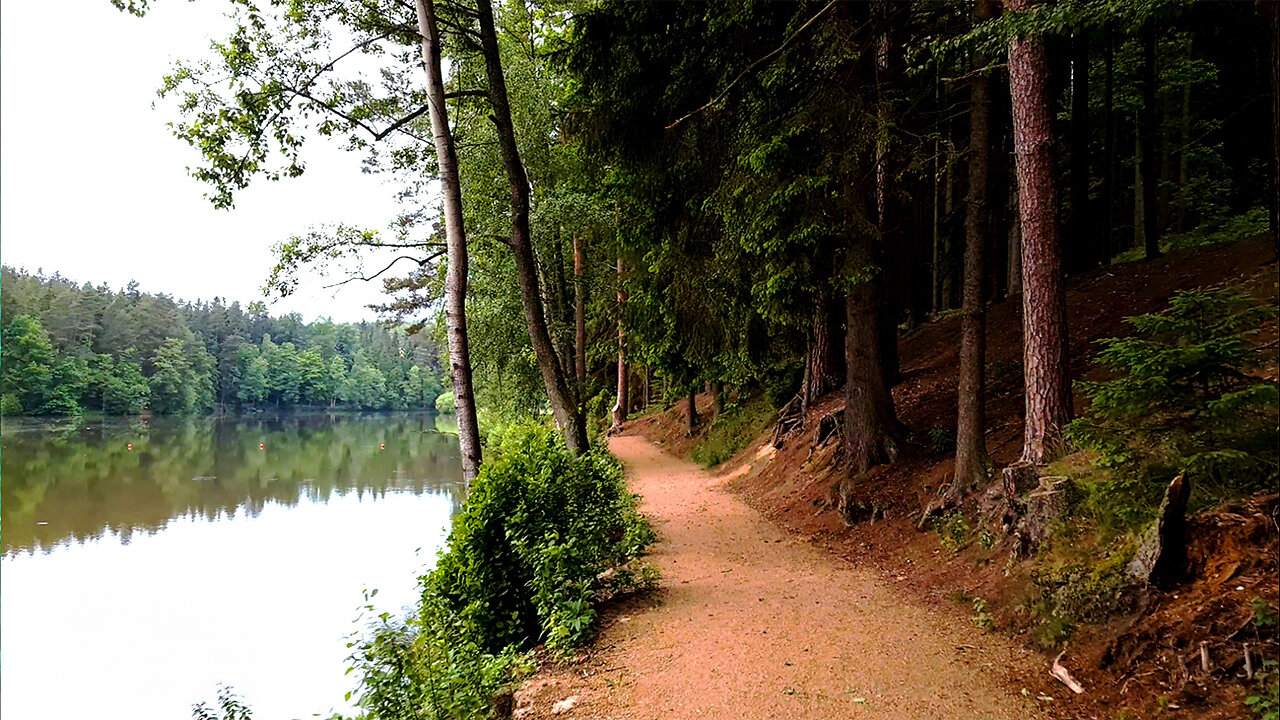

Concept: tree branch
[[665, 0, 839, 131], [323, 250, 445, 289]]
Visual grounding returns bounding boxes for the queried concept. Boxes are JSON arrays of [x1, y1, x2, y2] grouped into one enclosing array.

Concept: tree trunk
[[844, 279, 899, 475], [874, 0, 902, 387], [1066, 30, 1092, 274], [1176, 81, 1190, 233], [1140, 23, 1162, 259], [414, 0, 481, 484], [1268, 0, 1280, 249], [1008, 178, 1022, 297], [573, 234, 586, 388], [476, 0, 587, 454], [687, 382, 698, 436], [955, 0, 995, 491], [1101, 28, 1116, 265], [613, 254, 628, 429], [1005, 0, 1073, 465], [803, 293, 845, 409]]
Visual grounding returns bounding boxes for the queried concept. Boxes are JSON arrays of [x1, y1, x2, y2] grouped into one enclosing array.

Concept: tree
[[1, 315, 58, 414], [1004, 0, 1073, 465], [149, 337, 196, 414], [415, 0, 482, 482], [475, 0, 588, 454], [954, 0, 996, 492]]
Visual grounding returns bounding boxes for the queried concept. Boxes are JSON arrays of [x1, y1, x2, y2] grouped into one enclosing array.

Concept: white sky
[[1, 1, 420, 323]]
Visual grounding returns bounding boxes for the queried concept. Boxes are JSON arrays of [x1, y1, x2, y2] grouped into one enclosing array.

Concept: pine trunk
[[844, 279, 899, 475], [1140, 23, 1162, 259], [687, 383, 698, 436], [1005, 0, 1073, 465], [476, 0, 587, 454], [955, 0, 995, 490], [414, 0, 481, 484], [1066, 31, 1091, 274], [573, 234, 586, 388], [613, 254, 628, 428]]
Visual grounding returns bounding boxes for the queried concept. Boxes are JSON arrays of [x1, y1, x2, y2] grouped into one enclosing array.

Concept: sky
[[1, 1, 418, 323]]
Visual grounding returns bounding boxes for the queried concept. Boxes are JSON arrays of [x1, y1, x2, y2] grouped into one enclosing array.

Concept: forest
[[9, 0, 1277, 718], [0, 266, 446, 415]]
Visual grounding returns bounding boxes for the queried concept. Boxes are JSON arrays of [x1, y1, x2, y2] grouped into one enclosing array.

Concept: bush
[[434, 391, 455, 414], [428, 426, 653, 654], [1066, 288, 1278, 523], [346, 425, 654, 719]]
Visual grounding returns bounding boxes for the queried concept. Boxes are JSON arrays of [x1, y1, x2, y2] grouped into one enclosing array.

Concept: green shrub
[[427, 426, 653, 656], [929, 510, 971, 553], [434, 391, 456, 414], [1066, 288, 1278, 524], [345, 425, 654, 718]]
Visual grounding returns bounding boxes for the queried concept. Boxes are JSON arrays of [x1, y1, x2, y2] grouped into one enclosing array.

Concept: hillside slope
[[630, 236, 1278, 719]]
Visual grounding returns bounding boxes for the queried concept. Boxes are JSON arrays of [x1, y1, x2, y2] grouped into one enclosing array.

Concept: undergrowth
[[690, 395, 775, 467]]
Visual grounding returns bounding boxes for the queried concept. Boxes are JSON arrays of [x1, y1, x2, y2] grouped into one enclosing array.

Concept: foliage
[[971, 598, 995, 631], [434, 391, 456, 414], [1247, 660, 1280, 720], [690, 396, 775, 467], [344, 425, 654, 718], [1066, 288, 1278, 522], [930, 510, 971, 553], [426, 425, 653, 656], [0, 267, 444, 415], [192, 685, 254, 720]]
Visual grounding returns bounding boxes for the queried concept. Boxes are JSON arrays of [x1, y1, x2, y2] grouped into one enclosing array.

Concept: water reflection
[[1, 413, 466, 555], [0, 413, 466, 719]]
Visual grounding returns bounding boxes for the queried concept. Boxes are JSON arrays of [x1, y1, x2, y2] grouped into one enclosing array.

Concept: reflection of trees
[[0, 413, 465, 555]]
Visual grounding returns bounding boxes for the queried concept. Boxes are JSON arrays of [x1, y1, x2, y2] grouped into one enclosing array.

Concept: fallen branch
[[1052, 651, 1086, 694]]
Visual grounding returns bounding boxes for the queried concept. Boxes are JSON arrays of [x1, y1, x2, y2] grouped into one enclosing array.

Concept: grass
[[690, 395, 776, 467]]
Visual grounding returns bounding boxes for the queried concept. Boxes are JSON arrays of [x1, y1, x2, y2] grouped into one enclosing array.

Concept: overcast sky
[[1, 1, 416, 323]]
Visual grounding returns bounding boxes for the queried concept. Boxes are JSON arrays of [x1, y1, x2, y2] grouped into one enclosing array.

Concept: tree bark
[[1140, 23, 1162, 259], [1008, 178, 1022, 297], [1005, 0, 1073, 465], [844, 277, 899, 475], [1101, 27, 1116, 266], [573, 234, 586, 389], [955, 0, 995, 492], [414, 0, 481, 484], [686, 382, 698, 436], [475, 0, 587, 454], [803, 293, 845, 410], [1268, 0, 1280, 249], [613, 254, 628, 429], [1066, 30, 1092, 274], [874, 0, 902, 387]]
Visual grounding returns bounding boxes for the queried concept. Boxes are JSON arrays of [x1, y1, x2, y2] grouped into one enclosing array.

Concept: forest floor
[[514, 236, 1276, 719], [512, 435, 1060, 719]]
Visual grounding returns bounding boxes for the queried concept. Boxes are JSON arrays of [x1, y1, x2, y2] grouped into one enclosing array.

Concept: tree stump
[[1126, 473, 1191, 587]]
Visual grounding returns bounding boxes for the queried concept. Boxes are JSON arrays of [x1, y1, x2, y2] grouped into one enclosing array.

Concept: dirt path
[[517, 435, 1053, 719]]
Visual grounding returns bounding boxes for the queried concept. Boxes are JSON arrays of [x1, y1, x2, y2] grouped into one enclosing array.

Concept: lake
[[1, 413, 466, 719]]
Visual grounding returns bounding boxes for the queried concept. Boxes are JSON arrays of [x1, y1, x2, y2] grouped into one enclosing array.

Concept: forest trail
[[516, 435, 1053, 720]]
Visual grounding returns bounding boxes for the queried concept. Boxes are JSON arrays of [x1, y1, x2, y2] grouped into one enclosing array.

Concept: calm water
[[1, 413, 466, 719]]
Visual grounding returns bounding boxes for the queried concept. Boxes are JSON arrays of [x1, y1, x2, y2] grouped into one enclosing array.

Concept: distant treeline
[[0, 267, 446, 416]]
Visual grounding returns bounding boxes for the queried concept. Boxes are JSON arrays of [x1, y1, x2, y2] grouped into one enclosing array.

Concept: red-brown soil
[[625, 236, 1279, 719], [513, 436, 1059, 719]]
